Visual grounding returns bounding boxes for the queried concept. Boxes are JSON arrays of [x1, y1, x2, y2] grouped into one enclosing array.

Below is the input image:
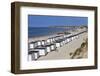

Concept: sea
[[28, 27, 74, 38]]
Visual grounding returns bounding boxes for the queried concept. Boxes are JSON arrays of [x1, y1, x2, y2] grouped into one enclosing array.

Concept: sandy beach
[[38, 32, 87, 60], [28, 28, 88, 60]]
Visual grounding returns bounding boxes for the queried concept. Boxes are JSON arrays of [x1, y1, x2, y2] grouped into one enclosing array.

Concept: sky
[[28, 15, 88, 27]]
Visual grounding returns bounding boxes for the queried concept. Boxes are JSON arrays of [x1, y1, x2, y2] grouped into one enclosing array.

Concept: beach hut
[[74, 34, 77, 39], [28, 50, 39, 61], [59, 38, 66, 46], [55, 40, 62, 48], [47, 37, 55, 43], [49, 37, 55, 42], [34, 46, 47, 56], [68, 35, 73, 41], [53, 36, 57, 41], [74, 36, 76, 39], [53, 36, 61, 41], [63, 35, 66, 38], [71, 36, 74, 40], [50, 37, 53, 43], [65, 38, 67, 44], [67, 38, 71, 43], [76, 35, 79, 39], [52, 37, 55, 42], [37, 40, 42, 46], [58, 35, 64, 39], [65, 37, 70, 44], [44, 43, 56, 52], [64, 38, 67, 44], [46, 45, 51, 53], [29, 41, 37, 49], [71, 34, 77, 40], [63, 34, 69, 38], [50, 44, 56, 51], [63, 38, 66, 44], [73, 35, 76, 39], [65, 35, 69, 37], [75, 34, 79, 39], [55, 42, 60, 48], [70, 37, 73, 41], [44, 44, 51, 53], [46, 38, 51, 44], [41, 40, 46, 46], [60, 40, 64, 46], [67, 34, 72, 37]]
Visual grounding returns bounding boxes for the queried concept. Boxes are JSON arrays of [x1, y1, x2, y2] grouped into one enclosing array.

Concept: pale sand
[[37, 32, 88, 60]]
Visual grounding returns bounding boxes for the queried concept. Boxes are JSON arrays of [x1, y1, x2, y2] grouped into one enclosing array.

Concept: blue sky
[[28, 15, 88, 27]]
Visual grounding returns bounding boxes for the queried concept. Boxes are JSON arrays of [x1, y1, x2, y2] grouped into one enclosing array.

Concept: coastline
[[28, 30, 72, 42], [28, 28, 85, 42], [28, 33, 59, 43], [28, 28, 88, 60]]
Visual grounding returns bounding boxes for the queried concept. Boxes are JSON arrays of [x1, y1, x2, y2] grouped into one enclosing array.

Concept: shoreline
[[28, 33, 59, 42], [28, 30, 72, 42], [28, 28, 86, 42]]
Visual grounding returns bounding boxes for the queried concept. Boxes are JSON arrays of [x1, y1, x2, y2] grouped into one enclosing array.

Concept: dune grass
[[70, 38, 88, 59]]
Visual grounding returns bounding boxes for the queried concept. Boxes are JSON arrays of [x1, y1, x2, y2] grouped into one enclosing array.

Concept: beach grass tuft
[[70, 38, 88, 59]]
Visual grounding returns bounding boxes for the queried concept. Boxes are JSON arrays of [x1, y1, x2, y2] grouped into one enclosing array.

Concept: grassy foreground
[[70, 38, 88, 59]]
